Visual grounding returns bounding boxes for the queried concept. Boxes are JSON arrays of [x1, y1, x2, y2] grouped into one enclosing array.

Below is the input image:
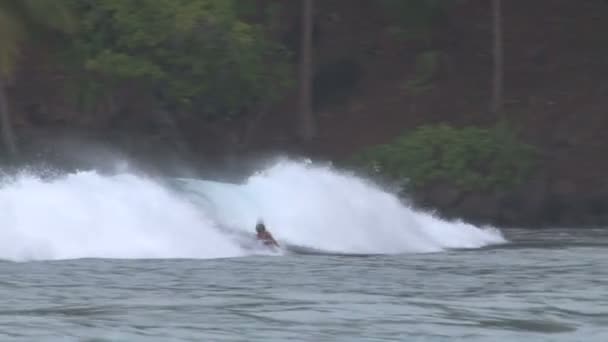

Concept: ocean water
[[0, 160, 605, 341]]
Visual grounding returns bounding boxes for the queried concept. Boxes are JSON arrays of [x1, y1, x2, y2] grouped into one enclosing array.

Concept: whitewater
[[0, 160, 505, 261]]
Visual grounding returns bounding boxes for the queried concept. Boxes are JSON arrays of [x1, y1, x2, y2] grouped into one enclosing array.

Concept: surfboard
[[282, 243, 380, 257], [231, 230, 378, 257]]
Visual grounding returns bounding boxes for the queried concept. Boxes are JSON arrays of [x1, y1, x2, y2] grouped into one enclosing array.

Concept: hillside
[[6, 0, 608, 227], [248, 0, 608, 228]]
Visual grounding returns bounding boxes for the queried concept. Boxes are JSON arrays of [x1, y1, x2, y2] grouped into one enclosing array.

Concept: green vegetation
[[63, 0, 291, 116], [0, 0, 509, 162], [352, 123, 538, 192], [0, 1, 477, 153]]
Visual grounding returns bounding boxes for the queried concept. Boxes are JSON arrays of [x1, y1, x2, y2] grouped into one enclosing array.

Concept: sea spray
[[0, 160, 505, 261], [0, 171, 245, 261], [177, 160, 506, 254]]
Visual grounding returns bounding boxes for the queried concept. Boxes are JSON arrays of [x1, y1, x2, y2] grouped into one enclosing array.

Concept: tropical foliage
[[64, 0, 291, 117], [352, 123, 538, 192]]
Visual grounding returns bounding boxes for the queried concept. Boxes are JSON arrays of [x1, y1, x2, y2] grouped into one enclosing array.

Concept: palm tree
[[491, 0, 503, 117], [0, 1, 73, 158], [297, 0, 315, 142]]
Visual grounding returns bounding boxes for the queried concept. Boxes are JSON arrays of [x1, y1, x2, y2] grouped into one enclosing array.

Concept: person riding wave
[[255, 221, 279, 247]]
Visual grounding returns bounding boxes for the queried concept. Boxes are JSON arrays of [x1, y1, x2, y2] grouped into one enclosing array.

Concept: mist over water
[[0, 159, 505, 261]]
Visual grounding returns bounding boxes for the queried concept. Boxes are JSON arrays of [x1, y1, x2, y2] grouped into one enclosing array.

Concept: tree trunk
[[0, 76, 18, 158], [297, 0, 316, 141], [491, 0, 504, 117]]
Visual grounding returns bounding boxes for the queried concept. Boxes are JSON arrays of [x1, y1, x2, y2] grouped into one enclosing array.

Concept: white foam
[[179, 160, 506, 254], [0, 160, 506, 261], [0, 171, 245, 261]]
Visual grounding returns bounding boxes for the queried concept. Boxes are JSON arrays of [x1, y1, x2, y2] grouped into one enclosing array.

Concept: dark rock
[[456, 192, 499, 225], [498, 175, 549, 227], [418, 181, 464, 209]]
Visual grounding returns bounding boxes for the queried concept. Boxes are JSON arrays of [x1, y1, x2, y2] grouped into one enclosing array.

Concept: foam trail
[[0, 171, 245, 261], [177, 160, 506, 254]]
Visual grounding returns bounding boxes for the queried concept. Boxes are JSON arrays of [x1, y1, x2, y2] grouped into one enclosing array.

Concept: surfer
[[255, 221, 279, 247]]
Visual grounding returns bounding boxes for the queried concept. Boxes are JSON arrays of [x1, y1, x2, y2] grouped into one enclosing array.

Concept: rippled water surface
[[1, 229, 607, 341]]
